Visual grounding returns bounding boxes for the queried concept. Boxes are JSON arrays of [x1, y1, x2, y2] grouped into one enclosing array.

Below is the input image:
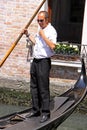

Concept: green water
[[0, 104, 87, 130], [57, 112, 87, 130], [0, 103, 28, 117]]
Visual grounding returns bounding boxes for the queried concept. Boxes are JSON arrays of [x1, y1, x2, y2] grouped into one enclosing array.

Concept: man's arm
[[23, 29, 35, 44], [27, 35, 35, 45], [39, 29, 56, 50]]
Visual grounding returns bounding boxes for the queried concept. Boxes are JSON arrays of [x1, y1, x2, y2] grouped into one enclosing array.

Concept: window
[[70, 0, 85, 23]]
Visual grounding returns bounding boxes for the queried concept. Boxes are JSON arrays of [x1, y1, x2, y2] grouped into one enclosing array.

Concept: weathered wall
[[50, 65, 79, 80], [0, 0, 42, 81]]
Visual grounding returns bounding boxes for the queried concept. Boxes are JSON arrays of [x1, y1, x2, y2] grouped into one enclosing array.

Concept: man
[[23, 11, 57, 123]]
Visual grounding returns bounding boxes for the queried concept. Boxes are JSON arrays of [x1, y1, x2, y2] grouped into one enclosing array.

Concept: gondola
[[0, 58, 87, 130]]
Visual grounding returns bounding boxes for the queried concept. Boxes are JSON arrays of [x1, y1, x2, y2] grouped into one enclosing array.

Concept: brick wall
[[0, 0, 42, 81]]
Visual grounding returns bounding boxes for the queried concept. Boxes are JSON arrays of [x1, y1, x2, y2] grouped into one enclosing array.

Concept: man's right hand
[[22, 29, 28, 36]]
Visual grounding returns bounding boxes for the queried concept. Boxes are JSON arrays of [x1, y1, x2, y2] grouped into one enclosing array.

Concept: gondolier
[[23, 11, 57, 123]]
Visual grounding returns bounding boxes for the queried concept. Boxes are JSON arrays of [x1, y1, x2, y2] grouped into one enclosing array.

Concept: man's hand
[[39, 29, 45, 38], [22, 29, 29, 37], [39, 29, 55, 50]]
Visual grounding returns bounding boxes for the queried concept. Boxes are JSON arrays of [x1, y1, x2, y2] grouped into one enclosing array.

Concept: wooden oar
[[0, 0, 46, 67]]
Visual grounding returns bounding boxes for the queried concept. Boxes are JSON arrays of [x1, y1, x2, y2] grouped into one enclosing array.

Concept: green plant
[[54, 43, 79, 56]]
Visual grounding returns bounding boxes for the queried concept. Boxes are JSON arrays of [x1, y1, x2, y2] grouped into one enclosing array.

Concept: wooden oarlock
[[0, 0, 46, 67]]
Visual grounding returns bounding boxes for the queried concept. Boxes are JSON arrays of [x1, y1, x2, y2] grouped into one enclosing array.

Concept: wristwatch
[[26, 34, 30, 38]]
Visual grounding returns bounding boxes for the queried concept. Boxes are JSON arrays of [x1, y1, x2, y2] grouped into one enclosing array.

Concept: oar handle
[[0, 0, 46, 67]]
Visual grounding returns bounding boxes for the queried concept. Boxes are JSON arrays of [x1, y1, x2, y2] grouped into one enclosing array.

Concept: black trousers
[[30, 58, 51, 114]]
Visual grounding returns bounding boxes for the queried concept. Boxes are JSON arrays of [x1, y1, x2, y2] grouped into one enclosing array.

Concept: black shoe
[[26, 111, 40, 118], [40, 114, 50, 123]]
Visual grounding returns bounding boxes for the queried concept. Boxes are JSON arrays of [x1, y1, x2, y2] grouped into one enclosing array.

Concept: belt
[[33, 58, 50, 62]]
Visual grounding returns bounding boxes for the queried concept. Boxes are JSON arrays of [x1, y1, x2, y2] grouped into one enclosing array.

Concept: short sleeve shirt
[[33, 23, 57, 59]]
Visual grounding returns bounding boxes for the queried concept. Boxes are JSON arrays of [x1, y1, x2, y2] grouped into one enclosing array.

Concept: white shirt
[[33, 23, 57, 59]]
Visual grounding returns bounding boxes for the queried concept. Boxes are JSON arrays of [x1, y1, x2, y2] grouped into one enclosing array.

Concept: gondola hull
[[0, 58, 87, 130]]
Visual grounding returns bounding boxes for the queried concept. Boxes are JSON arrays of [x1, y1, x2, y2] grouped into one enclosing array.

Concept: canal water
[[0, 104, 87, 130], [0, 103, 28, 117], [57, 111, 87, 130]]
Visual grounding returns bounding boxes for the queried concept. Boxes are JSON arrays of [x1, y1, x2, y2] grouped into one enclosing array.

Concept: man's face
[[37, 13, 49, 29]]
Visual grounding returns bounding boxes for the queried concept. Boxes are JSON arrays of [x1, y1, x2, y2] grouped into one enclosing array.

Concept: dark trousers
[[30, 58, 51, 114]]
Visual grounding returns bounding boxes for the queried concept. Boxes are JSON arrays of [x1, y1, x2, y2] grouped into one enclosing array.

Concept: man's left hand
[[39, 29, 45, 38]]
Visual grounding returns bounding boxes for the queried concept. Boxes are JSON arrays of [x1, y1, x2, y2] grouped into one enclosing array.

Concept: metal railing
[[81, 44, 87, 62]]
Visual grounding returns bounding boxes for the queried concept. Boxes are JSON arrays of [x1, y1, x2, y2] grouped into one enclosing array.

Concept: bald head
[[37, 11, 49, 29], [38, 11, 49, 19]]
